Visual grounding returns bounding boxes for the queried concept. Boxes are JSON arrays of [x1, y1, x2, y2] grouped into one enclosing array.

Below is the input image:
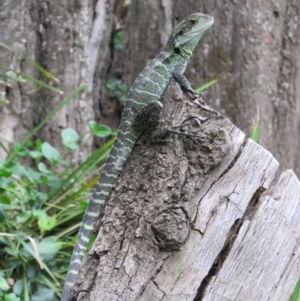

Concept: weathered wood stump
[[73, 81, 300, 301]]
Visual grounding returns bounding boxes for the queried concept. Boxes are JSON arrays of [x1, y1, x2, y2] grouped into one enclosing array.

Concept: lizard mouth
[[193, 15, 214, 36], [182, 15, 214, 48]]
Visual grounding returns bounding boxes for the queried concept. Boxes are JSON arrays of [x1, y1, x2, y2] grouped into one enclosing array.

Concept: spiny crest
[[165, 32, 173, 47]]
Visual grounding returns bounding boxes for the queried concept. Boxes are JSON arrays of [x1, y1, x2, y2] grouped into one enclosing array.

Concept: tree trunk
[[1, 0, 300, 177], [72, 81, 300, 301], [0, 0, 118, 161]]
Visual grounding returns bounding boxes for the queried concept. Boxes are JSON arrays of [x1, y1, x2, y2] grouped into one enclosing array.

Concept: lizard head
[[167, 13, 214, 57]]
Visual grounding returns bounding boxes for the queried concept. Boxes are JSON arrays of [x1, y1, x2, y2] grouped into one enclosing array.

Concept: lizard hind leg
[[143, 101, 204, 144], [142, 101, 172, 144]]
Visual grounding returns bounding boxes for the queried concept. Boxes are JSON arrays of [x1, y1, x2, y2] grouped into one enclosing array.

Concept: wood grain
[[74, 81, 300, 301]]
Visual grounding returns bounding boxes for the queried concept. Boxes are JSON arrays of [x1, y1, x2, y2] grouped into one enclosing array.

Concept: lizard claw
[[186, 89, 206, 105], [187, 89, 203, 97]]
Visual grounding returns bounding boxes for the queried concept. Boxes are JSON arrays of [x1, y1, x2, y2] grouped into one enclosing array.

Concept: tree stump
[[72, 80, 300, 301]]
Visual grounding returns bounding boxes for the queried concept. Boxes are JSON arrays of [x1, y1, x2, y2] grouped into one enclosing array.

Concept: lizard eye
[[178, 30, 184, 36], [189, 18, 197, 25]]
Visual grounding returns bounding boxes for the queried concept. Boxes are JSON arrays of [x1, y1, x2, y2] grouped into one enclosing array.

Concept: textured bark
[[0, 0, 118, 161], [72, 81, 300, 301], [2, 0, 300, 176]]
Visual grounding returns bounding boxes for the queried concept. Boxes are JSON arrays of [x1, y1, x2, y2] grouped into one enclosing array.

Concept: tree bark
[[1, 0, 300, 177], [72, 81, 300, 301], [0, 0, 118, 161]]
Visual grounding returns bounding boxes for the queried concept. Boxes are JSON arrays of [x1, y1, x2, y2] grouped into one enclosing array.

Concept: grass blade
[[25, 58, 60, 83], [289, 279, 300, 301], [0, 41, 11, 51], [195, 78, 218, 92], [7, 83, 87, 162], [0, 42, 59, 83], [0, 98, 9, 105], [7, 69, 63, 94], [251, 107, 260, 143], [46, 137, 114, 203]]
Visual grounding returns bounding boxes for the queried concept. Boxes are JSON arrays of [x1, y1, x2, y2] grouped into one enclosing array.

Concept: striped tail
[[60, 127, 138, 301]]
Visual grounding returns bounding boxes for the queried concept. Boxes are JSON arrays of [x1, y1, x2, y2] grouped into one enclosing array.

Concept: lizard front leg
[[173, 64, 203, 99]]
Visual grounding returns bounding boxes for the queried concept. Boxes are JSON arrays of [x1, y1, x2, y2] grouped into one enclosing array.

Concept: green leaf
[[13, 279, 23, 296], [38, 237, 62, 257], [3, 160, 17, 169], [13, 141, 27, 156], [47, 176, 63, 188], [38, 162, 50, 174], [41, 142, 60, 162], [0, 276, 10, 291], [0, 177, 12, 189], [4, 247, 16, 256], [113, 31, 124, 50], [36, 139, 42, 151], [4, 293, 21, 301], [61, 128, 79, 149], [0, 168, 12, 177], [35, 211, 57, 233], [29, 151, 43, 160], [21, 167, 42, 182], [38, 215, 48, 233], [88, 121, 112, 138], [27, 264, 38, 278], [104, 79, 129, 103], [25, 140, 32, 147], [0, 207, 6, 222], [32, 287, 54, 301], [0, 195, 10, 205]]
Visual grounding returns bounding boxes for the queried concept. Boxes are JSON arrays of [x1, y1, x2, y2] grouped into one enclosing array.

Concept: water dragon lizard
[[61, 12, 214, 301]]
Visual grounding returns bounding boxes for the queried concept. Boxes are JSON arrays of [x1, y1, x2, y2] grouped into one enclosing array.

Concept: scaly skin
[[61, 12, 214, 301]]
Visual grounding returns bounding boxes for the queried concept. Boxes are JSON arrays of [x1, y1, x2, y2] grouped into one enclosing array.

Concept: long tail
[[60, 127, 137, 301]]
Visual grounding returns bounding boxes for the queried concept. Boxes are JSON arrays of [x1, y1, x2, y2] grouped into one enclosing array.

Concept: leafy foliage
[[104, 79, 129, 103], [113, 31, 124, 50], [61, 129, 79, 150], [0, 124, 114, 300], [88, 121, 112, 138], [0, 51, 115, 299]]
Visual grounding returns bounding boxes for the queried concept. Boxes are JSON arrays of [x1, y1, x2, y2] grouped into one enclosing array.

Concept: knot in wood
[[184, 127, 230, 174], [151, 208, 189, 251]]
